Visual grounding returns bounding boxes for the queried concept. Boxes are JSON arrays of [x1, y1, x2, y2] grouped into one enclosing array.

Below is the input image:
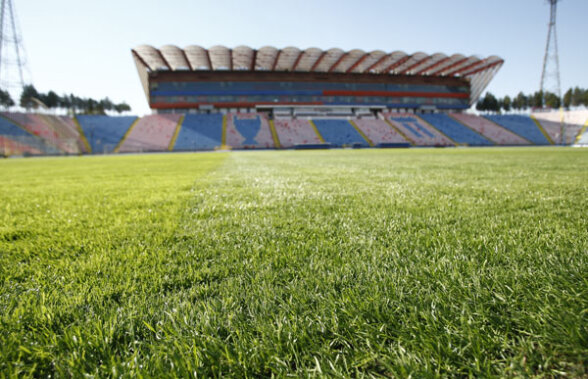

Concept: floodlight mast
[[539, 0, 565, 143], [0, 0, 29, 100]]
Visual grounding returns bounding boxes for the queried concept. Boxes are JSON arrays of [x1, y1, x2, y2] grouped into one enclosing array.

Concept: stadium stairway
[[575, 118, 588, 145], [450, 113, 530, 145], [485, 115, 550, 145], [119, 114, 181, 153], [76, 115, 137, 154], [384, 113, 453, 146], [312, 119, 370, 147], [40, 115, 88, 153], [268, 120, 281, 148], [529, 115, 554, 144], [419, 113, 493, 146], [172, 113, 224, 151], [225, 113, 274, 149]]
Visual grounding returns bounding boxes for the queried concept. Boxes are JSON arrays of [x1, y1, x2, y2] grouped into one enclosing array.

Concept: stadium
[[0, 44, 587, 155], [1, 1, 588, 377]]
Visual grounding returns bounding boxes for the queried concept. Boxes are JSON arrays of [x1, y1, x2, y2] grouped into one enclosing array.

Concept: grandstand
[[2, 44, 588, 156]]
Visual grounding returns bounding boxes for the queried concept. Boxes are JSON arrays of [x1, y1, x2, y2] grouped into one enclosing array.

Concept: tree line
[[476, 87, 588, 113], [0, 85, 131, 114]]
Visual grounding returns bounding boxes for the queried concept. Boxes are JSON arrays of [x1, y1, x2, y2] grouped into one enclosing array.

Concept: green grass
[[0, 148, 586, 377]]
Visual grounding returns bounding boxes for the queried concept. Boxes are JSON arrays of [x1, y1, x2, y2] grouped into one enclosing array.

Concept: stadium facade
[[132, 45, 504, 114]]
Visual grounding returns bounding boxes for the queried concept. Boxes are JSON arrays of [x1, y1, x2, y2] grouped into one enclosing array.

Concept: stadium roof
[[132, 45, 504, 105]]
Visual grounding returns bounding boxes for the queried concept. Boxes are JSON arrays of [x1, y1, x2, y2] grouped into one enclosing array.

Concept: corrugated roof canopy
[[132, 44, 504, 105]]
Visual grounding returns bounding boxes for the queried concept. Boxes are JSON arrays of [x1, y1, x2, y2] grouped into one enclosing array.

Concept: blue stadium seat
[[390, 117, 434, 138], [77, 115, 137, 153], [173, 114, 223, 151], [419, 114, 493, 145], [312, 119, 369, 147], [234, 116, 261, 145], [485, 115, 549, 145]]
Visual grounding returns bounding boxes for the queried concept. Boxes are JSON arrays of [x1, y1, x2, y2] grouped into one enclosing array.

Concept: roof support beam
[[397, 56, 433, 75], [462, 59, 504, 77], [205, 49, 213, 70], [328, 52, 348, 73], [250, 49, 257, 71], [414, 56, 451, 75], [271, 49, 282, 71], [431, 57, 469, 76], [383, 55, 412, 74], [229, 49, 233, 71], [445, 59, 486, 76], [310, 50, 328, 72], [291, 50, 304, 71], [156, 50, 171, 70], [131, 49, 153, 71], [180, 49, 193, 71], [364, 53, 390, 73], [345, 53, 369, 73]]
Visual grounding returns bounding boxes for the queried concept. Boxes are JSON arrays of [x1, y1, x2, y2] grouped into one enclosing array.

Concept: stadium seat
[[0, 115, 59, 154], [384, 113, 453, 146], [273, 119, 323, 148], [531, 110, 588, 145], [2, 113, 87, 154], [77, 115, 137, 154], [312, 119, 369, 147], [353, 119, 409, 145], [485, 115, 550, 145], [225, 113, 274, 148], [119, 114, 181, 152], [450, 113, 529, 145], [419, 113, 493, 146], [173, 114, 223, 151], [0, 135, 42, 155]]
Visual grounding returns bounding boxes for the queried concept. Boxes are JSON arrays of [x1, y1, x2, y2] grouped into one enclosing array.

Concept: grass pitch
[[0, 148, 587, 377]]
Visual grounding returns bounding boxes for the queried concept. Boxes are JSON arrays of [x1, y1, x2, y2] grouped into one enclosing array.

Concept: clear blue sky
[[16, 0, 588, 115]]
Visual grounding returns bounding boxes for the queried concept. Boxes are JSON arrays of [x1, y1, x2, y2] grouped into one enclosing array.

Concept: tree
[[20, 84, 39, 109], [531, 91, 543, 108], [114, 102, 131, 113], [572, 87, 583, 106], [45, 91, 59, 108], [544, 92, 560, 108], [563, 88, 573, 108], [482, 92, 499, 112], [0, 88, 14, 108], [502, 95, 511, 112], [515, 92, 528, 110]]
